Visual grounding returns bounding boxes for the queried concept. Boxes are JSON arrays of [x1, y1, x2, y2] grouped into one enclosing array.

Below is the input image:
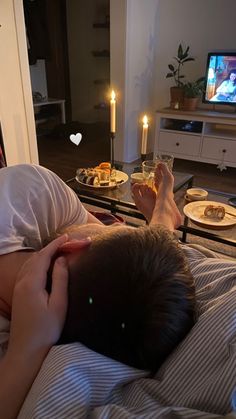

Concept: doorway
[[24, 0, 110, 181]]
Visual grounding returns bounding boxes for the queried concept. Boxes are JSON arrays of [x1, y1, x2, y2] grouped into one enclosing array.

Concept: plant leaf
[[196, 76, 205, 83], [166, 73, 174, 78], [168, 64, 175, 71], [182, 46, 190, 58], [182, 57, 195, 63], [178, 44, 183, 59], [183, 78, 205, 97]]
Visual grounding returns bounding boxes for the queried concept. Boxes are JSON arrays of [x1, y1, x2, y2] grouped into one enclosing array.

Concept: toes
[[139, 184, 148, 194], [155, 165, 163, 187], [131, 183, 142, 201], [131, 182, 142, 193], [131, 183, 139, 193], [146, 186, 157, 200], [155, 162, 174, 189], [131, 183, 155, 203], [160, 162, 173, 180], [140, 184, 156, 198]]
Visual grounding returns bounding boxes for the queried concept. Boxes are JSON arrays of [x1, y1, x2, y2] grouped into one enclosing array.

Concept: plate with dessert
[[76, 162, 128, 189], [183, 200, 236, 228]]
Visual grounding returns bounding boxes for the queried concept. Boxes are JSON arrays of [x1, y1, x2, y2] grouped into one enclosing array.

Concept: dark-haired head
[[60, 225, 196, 372], [227, 69, 236, 84]]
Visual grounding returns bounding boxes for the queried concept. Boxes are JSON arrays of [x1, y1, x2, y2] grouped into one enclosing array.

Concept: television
[[203, 52, 236, 106]]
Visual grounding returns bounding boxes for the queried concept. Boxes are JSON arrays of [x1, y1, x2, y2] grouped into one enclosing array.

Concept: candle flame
[[111, 90, 116, 101], [143, 115, 148, 125]]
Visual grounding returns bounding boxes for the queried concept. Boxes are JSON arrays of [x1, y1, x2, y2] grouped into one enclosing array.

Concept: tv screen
[[204, 52, 236, 105]]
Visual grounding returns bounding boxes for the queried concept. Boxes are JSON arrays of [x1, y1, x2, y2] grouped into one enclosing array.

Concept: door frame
[[0, 0, 38, 165]]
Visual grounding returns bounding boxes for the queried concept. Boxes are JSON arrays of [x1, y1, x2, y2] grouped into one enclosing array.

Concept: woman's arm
[[0, 235, 69, 419]]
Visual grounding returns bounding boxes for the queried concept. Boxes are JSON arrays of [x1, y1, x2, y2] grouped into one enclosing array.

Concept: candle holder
[[141, 153, 147, 163], [133, 153, 147, 173], [110, 132, 115, 168]]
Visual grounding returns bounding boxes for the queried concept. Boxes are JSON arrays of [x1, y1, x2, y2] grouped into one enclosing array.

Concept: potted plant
[[166, 44, 195, 109], [183, 77, 205, 111]]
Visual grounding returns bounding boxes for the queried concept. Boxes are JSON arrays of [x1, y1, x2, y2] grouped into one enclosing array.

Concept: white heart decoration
[[70, 133, 82, 146]]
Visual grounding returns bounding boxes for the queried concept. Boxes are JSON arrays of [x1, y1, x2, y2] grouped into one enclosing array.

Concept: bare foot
[[131, 183, 156, 223], [132, 163, 182, 230], [151, 163, 182, 230]]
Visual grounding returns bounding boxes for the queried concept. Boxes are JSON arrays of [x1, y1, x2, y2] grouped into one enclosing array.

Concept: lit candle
[[141, 115, 148, 155], [110, 90, 116, 133]]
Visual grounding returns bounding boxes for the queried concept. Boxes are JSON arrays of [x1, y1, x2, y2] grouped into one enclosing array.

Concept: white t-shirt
[[0, 164, 88, 358], [0, 164, 89, 356], [0, 164, 89, 255]]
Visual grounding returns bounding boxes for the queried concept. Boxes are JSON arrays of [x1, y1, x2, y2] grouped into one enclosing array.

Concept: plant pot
[[170, 87, 184, 109], [183, 97, 199, 111]]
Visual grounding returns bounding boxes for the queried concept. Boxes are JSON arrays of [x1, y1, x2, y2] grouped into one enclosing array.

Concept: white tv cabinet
[[154, 108, 236, 168]]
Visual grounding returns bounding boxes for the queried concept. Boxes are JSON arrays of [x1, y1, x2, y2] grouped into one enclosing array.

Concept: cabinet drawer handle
[[176, 142, 180, 146], [222, 149, 226, 153]]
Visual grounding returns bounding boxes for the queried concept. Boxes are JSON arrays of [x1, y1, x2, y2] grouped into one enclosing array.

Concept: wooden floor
[[37, 121, 236, 194], [173, 158, 236, 194], [37, 121, 110, 181]]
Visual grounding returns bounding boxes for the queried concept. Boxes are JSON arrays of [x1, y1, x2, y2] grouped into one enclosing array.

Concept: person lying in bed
[[0, 163, 195, 418]]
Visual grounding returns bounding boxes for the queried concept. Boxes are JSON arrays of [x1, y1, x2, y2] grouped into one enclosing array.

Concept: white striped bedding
[[18, 246, 236, 418]]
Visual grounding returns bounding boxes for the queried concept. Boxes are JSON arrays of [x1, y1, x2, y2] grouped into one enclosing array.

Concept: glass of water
[[142, 160, 157, 191], [155, 154, 174, 172]]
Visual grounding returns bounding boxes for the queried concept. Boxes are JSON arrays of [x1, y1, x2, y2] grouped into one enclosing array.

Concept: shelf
[[204, 123, 236, 140], [155, 108, 236, 168], [93, 22, 109, 28], [94, 103, 109, 110], [35, 118, 48, 125], [92, 12, 110, 121], [160, 128, 201, 137], [92, 50, 110, 57], [94, 79, 110, 85], [160, 117, 203, 134]]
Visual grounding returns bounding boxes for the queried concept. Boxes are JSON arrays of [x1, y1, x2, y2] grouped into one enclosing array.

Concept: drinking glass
[[142, 160, 157, 191], [155, 154, 174, 172]]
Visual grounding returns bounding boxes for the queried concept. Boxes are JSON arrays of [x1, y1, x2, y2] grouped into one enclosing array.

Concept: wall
[[112, 0, 236, 163], [67, 0, 110, 123], [110, 0, 158, 162], [0, 0, 38, 165], [154, 0, 236, 109], [124, 0, 158, 161], [110, 0, 127, 161]]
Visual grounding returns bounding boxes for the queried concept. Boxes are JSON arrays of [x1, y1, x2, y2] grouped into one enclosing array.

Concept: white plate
[[183, 200, 236, 228], [76, 170, 129, 190]]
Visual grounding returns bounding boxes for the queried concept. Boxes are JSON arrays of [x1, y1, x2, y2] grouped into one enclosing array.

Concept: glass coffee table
[[178, 188, 236, 248], [66, 162, 194, 222], [67, 163, 236, 249]]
